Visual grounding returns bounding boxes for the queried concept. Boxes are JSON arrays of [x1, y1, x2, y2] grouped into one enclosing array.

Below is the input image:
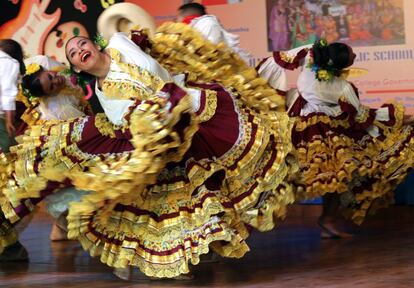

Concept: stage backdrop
[[1, 0, 413, 203], [128, 0, 414, 114]]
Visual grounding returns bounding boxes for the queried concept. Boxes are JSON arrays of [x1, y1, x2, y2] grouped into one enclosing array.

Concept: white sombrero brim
[[97, 3, 156, 40]]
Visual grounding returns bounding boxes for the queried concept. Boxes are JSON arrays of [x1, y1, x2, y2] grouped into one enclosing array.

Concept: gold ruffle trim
[[151, 22, 298, 225], [152, 22, 286, 114], [278, 51, 299, 63], [1, 24, 300, 277], [292, 103, 414, 224], [68, 186, 250, 278], [63, 95, 198, 214], [102, 48, 165, 101], [0, 152, 18, 254], [199, 90, 217, 123], [94, 113, 117, 138], [60, 26, 298, 275], [19, 85, 91, 127]]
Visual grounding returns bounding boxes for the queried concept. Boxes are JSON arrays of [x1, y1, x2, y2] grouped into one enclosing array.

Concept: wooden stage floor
[[1, 206, 413, 288]]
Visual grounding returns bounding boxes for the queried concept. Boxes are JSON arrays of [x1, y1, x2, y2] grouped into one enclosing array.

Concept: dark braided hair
[[21, 67, 46, 97], [312, 42, 351, 75]]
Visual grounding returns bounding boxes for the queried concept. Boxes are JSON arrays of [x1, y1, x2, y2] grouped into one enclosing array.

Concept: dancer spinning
[[274, 40, 414, 236], [0, 25, 295, 279], [21, 62, 90, 124], [20, 59, 92, 241]]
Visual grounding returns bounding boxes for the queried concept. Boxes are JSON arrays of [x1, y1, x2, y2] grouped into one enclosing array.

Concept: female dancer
[[20, 60, 92, 241], [273, 40, 414, 236], [20, 63, 90, 123], [1, 25, 295, 279]]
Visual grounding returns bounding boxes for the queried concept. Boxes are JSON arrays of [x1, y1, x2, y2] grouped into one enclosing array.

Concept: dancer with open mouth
[[0, 25, 295, 280]]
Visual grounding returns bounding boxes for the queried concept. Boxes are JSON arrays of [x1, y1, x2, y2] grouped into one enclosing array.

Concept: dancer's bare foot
[[318, 219, 353, 239], [50, 213, 68, 241], [49, 222, 68, 241]]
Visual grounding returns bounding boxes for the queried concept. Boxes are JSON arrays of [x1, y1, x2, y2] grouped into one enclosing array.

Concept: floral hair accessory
[[94, 34, 108, 50], [317, 69, 331, 81], [25, 63, 41, 76], [307, 38, 339, 82], [61, 67, 89, 90], [22, 63, 43, 101], [22, 85, 37, 102], [315, 38, 328, 49]]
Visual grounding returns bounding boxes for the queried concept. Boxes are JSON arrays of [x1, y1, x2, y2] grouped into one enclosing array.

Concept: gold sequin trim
[[199, 90, 217, 123]]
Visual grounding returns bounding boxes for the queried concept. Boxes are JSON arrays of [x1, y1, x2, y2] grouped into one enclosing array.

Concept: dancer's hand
[[4, 110, 15, 137]]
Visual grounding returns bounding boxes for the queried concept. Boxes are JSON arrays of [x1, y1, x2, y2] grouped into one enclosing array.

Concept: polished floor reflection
[[1, 206, 413, 288]]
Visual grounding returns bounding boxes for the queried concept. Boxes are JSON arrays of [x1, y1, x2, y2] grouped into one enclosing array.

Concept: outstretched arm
[[271, 44, 313, 70]]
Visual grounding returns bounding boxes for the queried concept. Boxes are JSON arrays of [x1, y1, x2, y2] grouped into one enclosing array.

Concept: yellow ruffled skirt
[[290, 97, 414, 224], [0, 25, 296, 276]]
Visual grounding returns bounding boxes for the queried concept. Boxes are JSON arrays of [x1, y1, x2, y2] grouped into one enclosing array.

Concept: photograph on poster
[[266, 0, 405, 51]]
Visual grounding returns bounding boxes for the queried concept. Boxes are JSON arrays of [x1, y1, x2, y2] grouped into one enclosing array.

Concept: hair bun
[[312, 45, 330, 67]]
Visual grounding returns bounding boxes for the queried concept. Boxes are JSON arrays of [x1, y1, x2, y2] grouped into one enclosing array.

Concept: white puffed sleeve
[[0, 56, 19, 111]]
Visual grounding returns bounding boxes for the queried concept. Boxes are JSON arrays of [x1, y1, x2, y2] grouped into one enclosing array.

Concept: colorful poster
[[263, 0, 414, 113], [266, 0, 405, 51], [0, 0, 123, 64]]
